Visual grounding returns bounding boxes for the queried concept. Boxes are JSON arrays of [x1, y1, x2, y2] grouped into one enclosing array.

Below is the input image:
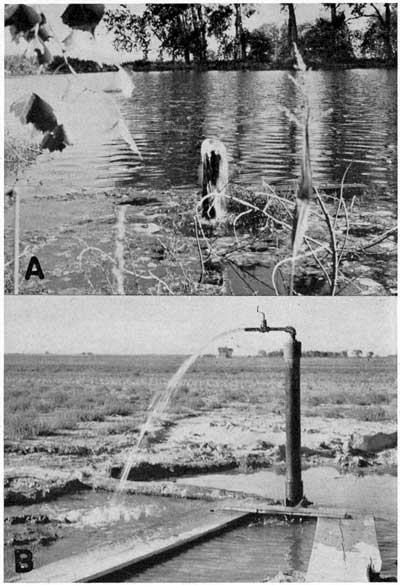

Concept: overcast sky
[[5, 297, 396, 356], [5, 3, 370, 61]]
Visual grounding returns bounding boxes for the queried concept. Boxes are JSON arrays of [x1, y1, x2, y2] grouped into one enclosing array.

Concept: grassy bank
[[5, 354, 396, 442]]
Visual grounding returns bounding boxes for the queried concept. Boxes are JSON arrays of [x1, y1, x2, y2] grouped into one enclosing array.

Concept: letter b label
[[15, 549, 33, 573]]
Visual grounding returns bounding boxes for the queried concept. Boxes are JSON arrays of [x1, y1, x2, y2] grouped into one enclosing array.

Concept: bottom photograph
[[4, 296, 397, 583]]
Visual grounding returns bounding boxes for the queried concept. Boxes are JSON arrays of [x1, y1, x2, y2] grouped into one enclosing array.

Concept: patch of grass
[[99, 401, 136, 417], [318, 404, 391, 422], [4, 355, 397, 442], [4, 131, 41, 183], [171, 386, 207, 413], [105, 420, 139, 435], [5, 54, 40, 76], [6, 413, 57, 440]]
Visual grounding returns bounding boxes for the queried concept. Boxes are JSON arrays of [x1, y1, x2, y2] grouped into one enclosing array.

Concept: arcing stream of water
[[51, 328, 245, 524], [111, 327, 244, 505]]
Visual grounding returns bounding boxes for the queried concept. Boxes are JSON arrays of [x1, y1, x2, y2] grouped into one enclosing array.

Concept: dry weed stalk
[[112, 204, 126, 294], [193, 161, 360, 295], [191, 45, 372, 296]]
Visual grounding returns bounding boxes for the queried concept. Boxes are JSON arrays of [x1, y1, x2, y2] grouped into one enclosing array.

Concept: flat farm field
[[4, 353, 397, 494]]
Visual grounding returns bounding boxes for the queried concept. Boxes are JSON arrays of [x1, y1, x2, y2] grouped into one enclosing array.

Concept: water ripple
[[5, 69, 397, 197]]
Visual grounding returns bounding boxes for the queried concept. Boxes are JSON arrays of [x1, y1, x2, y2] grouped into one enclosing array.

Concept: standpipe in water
[[244, 308, 304, 507]]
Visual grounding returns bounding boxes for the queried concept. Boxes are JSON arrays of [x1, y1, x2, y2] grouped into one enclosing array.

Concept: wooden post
[[283, 337, 303, 506], [201, 139, 228, 222], [13, 188, 20, 295]]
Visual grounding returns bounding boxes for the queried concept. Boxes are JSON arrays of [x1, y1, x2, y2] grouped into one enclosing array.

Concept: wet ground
[[4, 354, 397, 580], [177, 467, 397, 578], [4, 491, 211, 581], [5, 68, 396, 295], [4, 185, 397, 295], [4, 467, 396, 581]]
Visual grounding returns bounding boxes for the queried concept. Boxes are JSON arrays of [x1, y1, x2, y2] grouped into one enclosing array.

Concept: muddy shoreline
[[4, 184, 397, 295], [5, 407, 397, 507], [4, 353, 397, 580], [4, 425, 397, 581]]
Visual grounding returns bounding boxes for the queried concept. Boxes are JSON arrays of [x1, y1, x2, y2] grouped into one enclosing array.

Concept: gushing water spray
[[113, 311, 304, 508], [112, 327, 244, 504]]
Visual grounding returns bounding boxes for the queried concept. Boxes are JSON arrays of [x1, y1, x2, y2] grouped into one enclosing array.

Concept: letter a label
[[25, 256, 44, 280]]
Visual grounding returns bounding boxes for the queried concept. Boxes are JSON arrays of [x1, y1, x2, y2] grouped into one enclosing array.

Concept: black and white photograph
[[2, 1, 398, 584], [3, 2, 397, 295], [3, 296, 397, 582]]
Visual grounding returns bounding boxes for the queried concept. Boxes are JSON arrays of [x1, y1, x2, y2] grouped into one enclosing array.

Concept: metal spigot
[[244, 307, 297, 339], [244, 307, 268, 333]]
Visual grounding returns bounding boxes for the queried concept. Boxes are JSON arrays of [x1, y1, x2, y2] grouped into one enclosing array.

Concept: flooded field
[[4, 488, 316, 582], [4, 69, 397, 295], [5, 69, 397, 193], [4, 491, 210, 580], [178, 467, 397, 577], [4, 467, 396, 581], [3, 349, 397, 580]]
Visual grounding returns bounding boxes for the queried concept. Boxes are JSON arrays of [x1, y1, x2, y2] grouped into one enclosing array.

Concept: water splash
[[56, 502, 156, 528], [112, 327, 244, 503]]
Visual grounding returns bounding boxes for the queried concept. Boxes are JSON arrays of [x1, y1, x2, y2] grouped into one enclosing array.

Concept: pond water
[[4, 490, 315, 583], [5, 68, 397, 197], [4, 491, 210, 581], [125, 517, 316, 582], [4, 467, 396, 581], [176, 466, 397, 577]]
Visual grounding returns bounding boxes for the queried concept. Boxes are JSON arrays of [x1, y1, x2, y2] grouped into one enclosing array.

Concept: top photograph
[[4, 2, 397, 296]]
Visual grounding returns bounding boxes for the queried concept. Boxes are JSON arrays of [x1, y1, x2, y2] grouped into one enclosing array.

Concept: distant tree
[[206, 4, 254, 61], [286, 3, 298, 46], [105, 4, 208, 65], [257, 349, 267, 358], [341, 350, 348, 358], [106, 4, 256, 64], [218, 346, 233, 358], [367, 351, 374, 359], [103, 7, 151, 59], [279, 4, 298, 61], [247, 25, 273, 62], [206, 4, 232, 48], [350, 3, 397, 62], [323, 3, 343, 25], [301, 14, 355, 64], [190, 4, 208, 64], [233, 4, 255, 60], [353, 349, 363, 358]]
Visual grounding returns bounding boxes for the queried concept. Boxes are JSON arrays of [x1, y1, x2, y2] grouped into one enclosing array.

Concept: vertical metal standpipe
[[283, 336, 303, 506]]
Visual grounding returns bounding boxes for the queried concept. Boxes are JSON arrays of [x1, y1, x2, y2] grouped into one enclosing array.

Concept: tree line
[[216, 349, 377, 358], [258, 349, 376, 358], [105, 3, 397, 67]]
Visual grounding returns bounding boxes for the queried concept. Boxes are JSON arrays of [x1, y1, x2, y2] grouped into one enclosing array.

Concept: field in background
[[4, 354, 396, 442]]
